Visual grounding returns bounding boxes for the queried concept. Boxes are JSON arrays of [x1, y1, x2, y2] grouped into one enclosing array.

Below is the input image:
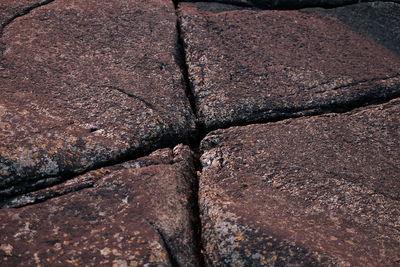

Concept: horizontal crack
[[203, 92, 400, 132], [2, 88, 398, 208], [312, 74, 400, 93], [0, 127, 197, 206], [308, 74, 400, 93], [0, 157, 179, 209], [1, 181, 95, 209]]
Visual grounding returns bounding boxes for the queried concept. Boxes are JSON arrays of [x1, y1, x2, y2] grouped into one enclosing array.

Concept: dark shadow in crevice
[[202, 91, 400, 133], [148, 221, 181, 267]]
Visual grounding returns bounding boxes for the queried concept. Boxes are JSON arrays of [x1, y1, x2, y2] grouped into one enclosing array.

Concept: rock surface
[[179, 2, 400, 130], [0, 0, 195, 199], [0, 0, 51, 30], [315, 1, 400, 55], [0, 145, 200, 266], [1, 0, 400, 266], [199, 99, 400, 266], [181, 0, 387, 9]]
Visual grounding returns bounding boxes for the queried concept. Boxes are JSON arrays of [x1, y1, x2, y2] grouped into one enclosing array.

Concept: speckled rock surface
[[199, 99, 400, 266], [314, 1, 400, 55], [0, 0, 196, 199], [0, 0, 50, 30], [178, 2, 400, 130], [181, 0, 386, 9], [0, 145, 200, 266]]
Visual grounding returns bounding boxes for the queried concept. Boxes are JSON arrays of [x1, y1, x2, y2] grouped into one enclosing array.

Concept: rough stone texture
[[0, 0, 196, 199], [314, 1, 400, 55], [0, 145, 200, 266], [179, 2, 400, 130], [199, 99, 400, 266], [0, 0, 51, 30], [181, 0, 390, 9]]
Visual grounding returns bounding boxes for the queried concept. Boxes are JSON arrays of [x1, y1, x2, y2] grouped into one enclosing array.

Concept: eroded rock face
[[179, 2, 400, 130], [0, 145, 200, 266], [0, 0, 196, 199], [199, 99, 400, 266]]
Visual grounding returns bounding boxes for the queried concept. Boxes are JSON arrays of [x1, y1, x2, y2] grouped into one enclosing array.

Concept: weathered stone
[[199, 99, 400, 266], [0, 0, 51, 30], [179, 2, 400, 130], [313, 1, 400, 55], [182, 0, 400, 9], [0, 145, 200, 266], [0, 0, 196, 199]]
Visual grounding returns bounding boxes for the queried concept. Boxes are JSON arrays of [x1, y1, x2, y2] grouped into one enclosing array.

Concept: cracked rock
[[313, 1, 400, 55], [0, 145, 200, 266], [0, 0, 51, 30], [179, 2, 400, 130], [199, 99, 400, 266], [0, 0, 196, 199]]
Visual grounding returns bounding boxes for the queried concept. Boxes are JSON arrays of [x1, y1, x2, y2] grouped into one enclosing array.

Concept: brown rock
[[182, 0, 400, 9], [0, 0, 50, 30], [0, 0, 196, 199], [199, 99, 400, 266], [0, 145, 200, 266], [312, 1, 400, 55], [178, 2, 400, 130]]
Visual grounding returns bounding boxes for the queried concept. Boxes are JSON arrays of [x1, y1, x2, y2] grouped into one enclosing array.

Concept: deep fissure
[[1, 1, 400, 265], [3, 0, 398, 206]]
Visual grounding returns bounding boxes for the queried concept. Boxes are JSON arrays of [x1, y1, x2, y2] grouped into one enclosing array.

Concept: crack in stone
[[203, 93, 400, 132], [99, 85, 160, 113], [148, 221, 181, 267], [0, 182, 95, 209], [0, 0, 56, 35], [1, 1, 399, 266], [310, 74, 400, 93]]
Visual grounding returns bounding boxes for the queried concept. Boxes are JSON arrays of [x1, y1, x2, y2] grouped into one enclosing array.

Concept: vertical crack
[[188, 150, 206, 267], [173, 3, 198, 119], [173, 1, 207, 266], [148, 221, 181, 267]]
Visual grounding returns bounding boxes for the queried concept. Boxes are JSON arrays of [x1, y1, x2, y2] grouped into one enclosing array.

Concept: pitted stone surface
[[199, 99, 400, 266], [0, 145, 200, 266], [179, 2, 400, 130], [0, 0, 196, 199]]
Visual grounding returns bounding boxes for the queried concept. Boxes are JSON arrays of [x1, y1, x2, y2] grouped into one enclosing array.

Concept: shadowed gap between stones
[[201, 89, 400, 132], [1, 1, 399, 266], [3, 0, 400, 206]]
